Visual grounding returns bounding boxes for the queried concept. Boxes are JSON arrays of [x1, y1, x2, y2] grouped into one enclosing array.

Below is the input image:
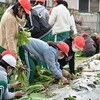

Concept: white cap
[[2, 54, 16, 68]]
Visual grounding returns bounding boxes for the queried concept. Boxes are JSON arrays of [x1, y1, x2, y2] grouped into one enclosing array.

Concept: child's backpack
[[27, 9, 51, 39]]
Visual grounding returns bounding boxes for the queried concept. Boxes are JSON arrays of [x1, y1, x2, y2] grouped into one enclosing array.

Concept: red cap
[[73, 36, 85, 50], [57, 41, 69, 56], [1, 50, 16, 59], [19, 0, 32, 14], [97, 36, 100, 44], [36, 0, 45, 3]]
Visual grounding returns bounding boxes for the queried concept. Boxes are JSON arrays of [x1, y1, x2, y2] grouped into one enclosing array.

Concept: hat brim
[[12, 66, 18, 70], [24, 8, 30, 14], [74, 44, 83, 51], [64, 53, 68, 57]]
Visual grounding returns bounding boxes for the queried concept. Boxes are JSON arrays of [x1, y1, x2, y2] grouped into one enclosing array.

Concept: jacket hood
[[32, 5, 45, 13]]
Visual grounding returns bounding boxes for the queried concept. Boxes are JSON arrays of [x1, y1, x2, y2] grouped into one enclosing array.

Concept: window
[[79, 0, 99, 12], [79, 0, 88, 12], [90, 0, 99, 12]]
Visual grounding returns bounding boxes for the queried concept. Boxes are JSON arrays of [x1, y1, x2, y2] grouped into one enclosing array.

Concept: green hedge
[[0, 3, 9, 20]]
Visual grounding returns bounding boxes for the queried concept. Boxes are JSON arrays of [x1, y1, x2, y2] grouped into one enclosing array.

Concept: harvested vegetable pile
[[10, 61, 58, 99]]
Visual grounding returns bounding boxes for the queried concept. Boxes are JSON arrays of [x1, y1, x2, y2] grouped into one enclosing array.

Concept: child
[[81, 32, 96, 57], [58, 36, 85, 74], [19, 38, 69, 84], [0, 51, 25, 100]]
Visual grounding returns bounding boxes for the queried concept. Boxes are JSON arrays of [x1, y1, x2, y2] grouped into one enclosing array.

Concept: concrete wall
[[80, 13, 98, 32]]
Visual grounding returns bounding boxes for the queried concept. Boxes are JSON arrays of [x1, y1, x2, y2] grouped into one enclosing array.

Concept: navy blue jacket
[[58, 37, 75, 74]]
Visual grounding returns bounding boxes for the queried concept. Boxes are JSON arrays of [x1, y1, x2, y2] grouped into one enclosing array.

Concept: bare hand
[[15, 90, 25, 97], [61, 77, 69, 85], [11, 81, 21, 88]]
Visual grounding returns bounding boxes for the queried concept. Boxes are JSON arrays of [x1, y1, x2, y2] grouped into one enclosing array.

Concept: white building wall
[[67, 0, 79, 10], [0, 0, 13, 4], [0, 0, 6, 3]]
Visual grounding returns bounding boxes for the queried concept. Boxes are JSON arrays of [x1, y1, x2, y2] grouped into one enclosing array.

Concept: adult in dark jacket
[[58, 36, 85, 74]]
